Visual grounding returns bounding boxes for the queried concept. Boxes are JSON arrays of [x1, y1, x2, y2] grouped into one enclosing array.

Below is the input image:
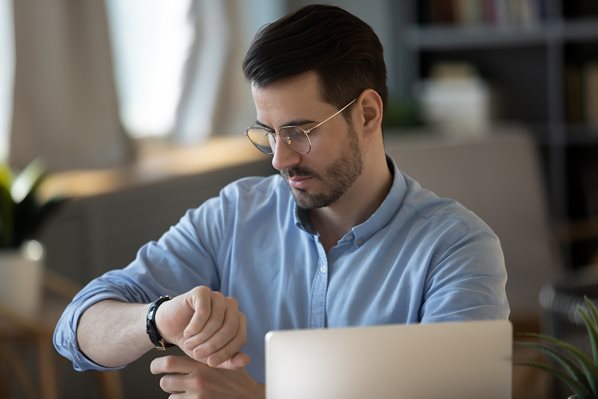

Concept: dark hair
[[242, 4, 387, 111]]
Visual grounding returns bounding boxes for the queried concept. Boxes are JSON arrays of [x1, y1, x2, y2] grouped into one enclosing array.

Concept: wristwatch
[[146, 295, 174, 351]]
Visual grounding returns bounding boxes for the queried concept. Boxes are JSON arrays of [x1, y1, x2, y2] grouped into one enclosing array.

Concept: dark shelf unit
[[392, 0, 598, 269]]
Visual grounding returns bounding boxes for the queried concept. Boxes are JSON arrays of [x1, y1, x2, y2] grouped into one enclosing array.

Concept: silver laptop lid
[[265, 320, 512, 399]]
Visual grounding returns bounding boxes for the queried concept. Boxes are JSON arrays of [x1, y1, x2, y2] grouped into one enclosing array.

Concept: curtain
[[173, 0, 256, 143], [9, 0, 133, 171]]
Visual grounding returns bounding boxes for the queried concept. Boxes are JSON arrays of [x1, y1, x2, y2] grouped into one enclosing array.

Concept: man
[[54, 4, 509, 398]]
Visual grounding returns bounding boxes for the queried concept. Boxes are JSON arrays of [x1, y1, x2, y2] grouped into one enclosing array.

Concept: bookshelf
[[391, 0, 598, 269]]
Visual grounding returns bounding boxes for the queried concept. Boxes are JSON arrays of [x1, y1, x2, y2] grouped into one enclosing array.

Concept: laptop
[[265, 320, 512, 399]]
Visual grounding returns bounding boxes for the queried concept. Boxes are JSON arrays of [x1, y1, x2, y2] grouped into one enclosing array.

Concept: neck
[[310, 153, 392, 252]]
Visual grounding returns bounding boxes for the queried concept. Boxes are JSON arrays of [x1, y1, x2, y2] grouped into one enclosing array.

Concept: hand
[[155, 286, 250, 368], [150, 355, 265, 399]]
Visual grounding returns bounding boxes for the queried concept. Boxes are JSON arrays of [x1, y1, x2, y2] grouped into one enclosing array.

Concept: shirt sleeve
[[419, 221, 510, 323], [53, 197, 226, 371]]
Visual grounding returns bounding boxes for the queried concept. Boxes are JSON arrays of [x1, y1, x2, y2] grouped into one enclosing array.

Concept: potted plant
[[516, 296, 598, 399], [0, 159, 64, 317]]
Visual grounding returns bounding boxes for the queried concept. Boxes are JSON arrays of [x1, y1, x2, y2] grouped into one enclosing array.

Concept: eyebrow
[[254, 118, 318, 130]]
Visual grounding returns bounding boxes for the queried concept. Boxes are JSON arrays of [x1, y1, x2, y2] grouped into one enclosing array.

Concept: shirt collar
[[293, 155, 407, 242]]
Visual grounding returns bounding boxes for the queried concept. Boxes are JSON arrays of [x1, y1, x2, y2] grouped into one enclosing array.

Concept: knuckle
[[211, 290, 224, 299], [201, 341, 219, 355], [192, 285, 211, 297], [225, 296, 238, 308], [161, 355, 175, 369], [189, 374, 205, 391]]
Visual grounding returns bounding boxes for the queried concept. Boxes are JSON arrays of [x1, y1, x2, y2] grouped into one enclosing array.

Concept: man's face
[[251, 72, 362, 209]]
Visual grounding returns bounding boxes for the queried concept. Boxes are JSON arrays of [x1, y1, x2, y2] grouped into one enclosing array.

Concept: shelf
[[556, 216, 598, 243], [564, 125, 598, 144], [405, 25, 548, 50], [523, 125, 598, 146], [405, 20, 598, 50], [561, 19, 598, 42], [397, 1, 598, 269]]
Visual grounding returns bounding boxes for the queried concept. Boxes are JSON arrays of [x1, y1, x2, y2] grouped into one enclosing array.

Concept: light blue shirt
[[54, 157, 509, 383]]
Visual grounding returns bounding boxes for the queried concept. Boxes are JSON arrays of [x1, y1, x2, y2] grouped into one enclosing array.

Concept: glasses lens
[[279, 127, 310, 154], [246, 127, 274, 154]]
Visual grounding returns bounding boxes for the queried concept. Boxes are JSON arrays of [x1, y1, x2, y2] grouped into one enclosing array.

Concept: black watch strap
[[146, 295, 174, 351]]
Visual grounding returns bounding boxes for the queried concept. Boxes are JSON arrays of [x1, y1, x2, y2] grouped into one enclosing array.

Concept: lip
[[288, 175, 312, 189]]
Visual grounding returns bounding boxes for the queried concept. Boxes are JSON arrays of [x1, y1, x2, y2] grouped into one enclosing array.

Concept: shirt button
[[356, 238, 365, 246], [320, 266, 326, 273]]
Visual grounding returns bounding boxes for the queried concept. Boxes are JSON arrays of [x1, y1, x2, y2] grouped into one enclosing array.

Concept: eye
[[282, 127, 304, 139]]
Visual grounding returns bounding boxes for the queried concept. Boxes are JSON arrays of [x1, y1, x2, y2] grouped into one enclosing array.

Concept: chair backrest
[[384, 128, 558, 326]]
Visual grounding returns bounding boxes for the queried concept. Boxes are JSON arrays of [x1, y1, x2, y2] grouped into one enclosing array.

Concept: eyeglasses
[[244, 98, 357, 155]]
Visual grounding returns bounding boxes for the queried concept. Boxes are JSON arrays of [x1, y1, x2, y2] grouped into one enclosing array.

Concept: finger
[[207, 312, 248, 368], [188, 298, 240, 361], [183, 286, 213, 338], [184, 291, 227, 347], [159, 373, 186, 395], [215, 351, 251, 370], [150, 355, 197, 375]]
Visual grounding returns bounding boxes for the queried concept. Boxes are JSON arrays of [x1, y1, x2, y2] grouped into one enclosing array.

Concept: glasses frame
[[245, 98, 357, 155]]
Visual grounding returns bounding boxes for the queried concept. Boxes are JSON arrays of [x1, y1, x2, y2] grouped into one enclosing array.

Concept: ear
[[355, 89, 383, 136]]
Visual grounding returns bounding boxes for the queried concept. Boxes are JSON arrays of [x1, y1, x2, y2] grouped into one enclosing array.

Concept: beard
[[282, 125, 363, 209]]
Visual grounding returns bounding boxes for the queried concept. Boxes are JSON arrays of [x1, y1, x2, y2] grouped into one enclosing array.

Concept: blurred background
[[0, 0, 597, 398]]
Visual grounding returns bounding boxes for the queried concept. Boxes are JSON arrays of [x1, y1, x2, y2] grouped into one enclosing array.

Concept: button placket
[[309, 239, 329, 328]]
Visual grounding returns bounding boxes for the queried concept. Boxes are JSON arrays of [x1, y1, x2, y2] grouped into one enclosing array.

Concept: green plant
[[516, 296, 598, 399], [0, 159, 65, 249], [382, 96, 425, 129]]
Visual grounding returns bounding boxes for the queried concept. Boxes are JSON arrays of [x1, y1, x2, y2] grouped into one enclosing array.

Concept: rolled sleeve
[[53, 204, 222, 371], [53, 289, 132, 371]]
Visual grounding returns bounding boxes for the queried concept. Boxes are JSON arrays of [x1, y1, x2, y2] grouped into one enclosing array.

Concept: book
[[565, 64, 583, 124], [584, 61, 598, 129], [424, 0, 544, 27]]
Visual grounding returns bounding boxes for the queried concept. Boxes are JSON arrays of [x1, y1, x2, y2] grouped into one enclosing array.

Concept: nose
[[271, 136, 301, 172]]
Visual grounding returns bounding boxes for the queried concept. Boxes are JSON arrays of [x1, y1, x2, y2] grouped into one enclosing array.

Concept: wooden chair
[[0, 269, 123, 399]]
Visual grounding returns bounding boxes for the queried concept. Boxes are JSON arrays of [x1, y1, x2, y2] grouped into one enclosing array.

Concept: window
[[105, 0, 193, 138], [0, 0, 14, 161]]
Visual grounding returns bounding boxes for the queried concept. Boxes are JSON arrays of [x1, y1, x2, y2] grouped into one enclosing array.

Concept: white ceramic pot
[[0, 241, 45, 319]]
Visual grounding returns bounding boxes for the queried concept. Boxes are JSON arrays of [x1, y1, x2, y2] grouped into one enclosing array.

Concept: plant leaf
[[0, 164, 11, 190], [579, 306, 598, 366], [579, 298, 598, 396], [11, 159, 46, 204], [584, 296, 598, 331], [0, 164, 13, 247], [516, 340, 586, 386], [14, 195, 66, 243], [518, 331, 598, 394], [544, 334, 598, 395], [517, 360, 593, 398]]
